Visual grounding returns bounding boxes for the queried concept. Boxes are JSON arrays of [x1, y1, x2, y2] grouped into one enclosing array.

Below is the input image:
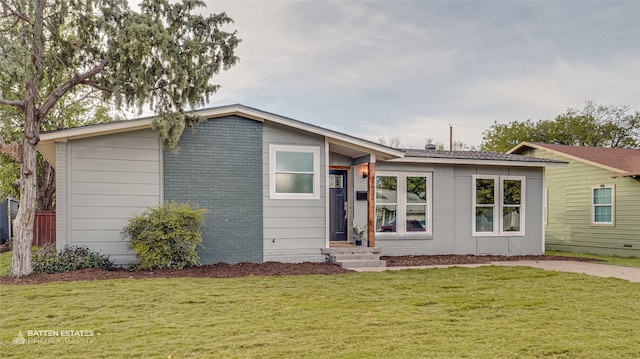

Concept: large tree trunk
[[11, 0, 45, 278], [11, 120, 39, 277]]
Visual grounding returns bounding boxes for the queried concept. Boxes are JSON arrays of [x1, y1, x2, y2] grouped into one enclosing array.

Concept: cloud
[[202, 1, 639, 149]]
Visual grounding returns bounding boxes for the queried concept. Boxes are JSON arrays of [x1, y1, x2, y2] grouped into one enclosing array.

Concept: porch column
[[367, 161, 375, 247]]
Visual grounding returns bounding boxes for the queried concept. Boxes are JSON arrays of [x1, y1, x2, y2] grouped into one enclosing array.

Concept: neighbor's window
[[376, 172, 432, 235], [270, 145, 320, 199], [473, 176, 525, 236], [592, 185, 615, 225]]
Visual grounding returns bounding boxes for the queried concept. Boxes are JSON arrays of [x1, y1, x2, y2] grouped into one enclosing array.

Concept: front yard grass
[[0, 250, 11, 276], [1, 266, 639, 358]]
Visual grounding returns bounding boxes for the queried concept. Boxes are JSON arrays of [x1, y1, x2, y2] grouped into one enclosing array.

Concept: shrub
[[33, 244, 114, 274], [122, 202, 207, 270]]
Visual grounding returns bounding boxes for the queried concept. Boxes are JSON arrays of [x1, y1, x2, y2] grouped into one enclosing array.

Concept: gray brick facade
[[164, 116, 263, 264]]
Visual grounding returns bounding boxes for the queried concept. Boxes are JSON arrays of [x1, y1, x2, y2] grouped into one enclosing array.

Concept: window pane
[[276, 151, 314, 172], [503, 180, 521, 205], [476, 179, 495, 205], [407, 177, 427, 203], [475, 207, 494, 232], [594, 206, 612, 223], [406, 205, 426, 232], [503, 207, 521, 232], [376, 176, 397, 203], [376, 205, 397, 232], [593, 188, 612, 205], [275, 173, 313, 193]]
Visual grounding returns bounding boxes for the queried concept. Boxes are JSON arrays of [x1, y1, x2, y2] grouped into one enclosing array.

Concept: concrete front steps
[[322, 247, 386, 269]]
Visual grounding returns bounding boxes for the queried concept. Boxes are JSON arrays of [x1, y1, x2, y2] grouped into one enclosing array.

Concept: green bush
[[122, 202, 207, 270], [33, 244, 114, 274]]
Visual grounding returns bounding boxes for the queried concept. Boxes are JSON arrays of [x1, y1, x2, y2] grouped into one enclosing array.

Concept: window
[[473, 175, 525, 236], [375, 172, 432, 236], [269, 145, 320, 199], [592, 185, 615, 225]]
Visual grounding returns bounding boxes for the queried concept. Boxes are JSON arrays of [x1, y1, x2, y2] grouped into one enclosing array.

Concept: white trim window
[[269, 145, 320, 199], [591, 185, 615, 226], [375, 172, 432, 236], [472, 175, 525, 236]]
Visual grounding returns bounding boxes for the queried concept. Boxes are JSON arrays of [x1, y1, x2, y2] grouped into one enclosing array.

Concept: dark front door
[[329, 170, 348, 241]]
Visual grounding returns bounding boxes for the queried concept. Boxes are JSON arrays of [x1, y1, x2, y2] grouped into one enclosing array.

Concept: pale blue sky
[[201, 0, 639, 148]]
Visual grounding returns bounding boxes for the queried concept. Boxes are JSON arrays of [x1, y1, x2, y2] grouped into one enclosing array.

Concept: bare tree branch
[[39, 60, 108, 117], [0, 95, 25, 108], [80, 79, 113, 93], [0, 0, 30, 24]]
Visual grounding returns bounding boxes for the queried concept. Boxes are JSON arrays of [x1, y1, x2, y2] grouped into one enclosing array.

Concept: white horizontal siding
[[62, 129, 162, 263]]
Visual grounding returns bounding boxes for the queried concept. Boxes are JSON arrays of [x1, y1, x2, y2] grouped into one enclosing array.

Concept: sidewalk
[[353, 260, 640, 282]]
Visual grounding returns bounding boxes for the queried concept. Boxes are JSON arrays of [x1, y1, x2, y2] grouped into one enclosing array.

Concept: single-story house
[[508, 142, 640, 257], [38, 105, 564, 265]]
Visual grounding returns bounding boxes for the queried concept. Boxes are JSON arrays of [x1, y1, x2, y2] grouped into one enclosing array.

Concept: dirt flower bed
[[1, 254, 602, 285]]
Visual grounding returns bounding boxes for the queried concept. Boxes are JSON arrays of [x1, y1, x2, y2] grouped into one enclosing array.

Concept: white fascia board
[[387, 157, 568, 167], [39, 118, 153, 142]]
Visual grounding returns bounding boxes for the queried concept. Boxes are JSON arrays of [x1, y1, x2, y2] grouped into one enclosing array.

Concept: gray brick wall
[[164, 116, 263, 264]]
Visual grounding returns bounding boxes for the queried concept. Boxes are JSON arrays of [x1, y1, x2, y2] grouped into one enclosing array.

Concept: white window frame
[[472, 175, 526, 236], [591, 184, 615, 226], [269, 145, 320, 200], [375, 171, 433, 237]]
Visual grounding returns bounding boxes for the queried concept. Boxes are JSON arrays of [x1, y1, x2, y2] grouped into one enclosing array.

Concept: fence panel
[[34, 211, 56, 247]]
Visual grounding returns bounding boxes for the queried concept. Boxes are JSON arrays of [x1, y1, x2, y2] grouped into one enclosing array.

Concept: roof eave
[[37, 104, 406, 167], [387, 157, 567, 167]]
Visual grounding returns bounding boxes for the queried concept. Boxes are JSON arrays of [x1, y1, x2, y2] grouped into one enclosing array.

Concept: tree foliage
[[0, 94, 116, 209], [481, 102, 640, 153], [0, 0, 239, 277]]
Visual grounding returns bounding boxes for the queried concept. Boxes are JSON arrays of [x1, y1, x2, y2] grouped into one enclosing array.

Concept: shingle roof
[[512, 142, 640, 175], [402, 148, 563, 163]]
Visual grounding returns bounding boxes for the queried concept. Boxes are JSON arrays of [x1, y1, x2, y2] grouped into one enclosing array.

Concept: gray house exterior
[[39, 105, 564, 265]]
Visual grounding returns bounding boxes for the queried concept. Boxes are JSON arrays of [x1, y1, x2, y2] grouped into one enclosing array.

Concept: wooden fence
[[34, 211, 56, 247]]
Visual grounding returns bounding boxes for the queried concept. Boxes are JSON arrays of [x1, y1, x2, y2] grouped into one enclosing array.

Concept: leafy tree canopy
[[480, 102, 640, 153], [0, 0, 239, 277]]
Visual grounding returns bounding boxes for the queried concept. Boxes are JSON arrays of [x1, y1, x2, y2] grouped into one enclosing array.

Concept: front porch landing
[[322, 246, 386, 269]]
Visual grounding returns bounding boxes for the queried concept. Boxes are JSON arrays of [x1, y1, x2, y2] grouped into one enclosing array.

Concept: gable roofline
[[38, 104, 405, 166], [508, 142, 640, 175]]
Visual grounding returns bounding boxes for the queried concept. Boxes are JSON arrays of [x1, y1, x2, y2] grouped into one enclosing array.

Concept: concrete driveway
[[355, 260, 640, 283]]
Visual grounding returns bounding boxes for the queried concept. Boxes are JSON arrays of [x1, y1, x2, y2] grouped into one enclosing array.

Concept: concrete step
[[321, 247, 381, 255], [335, 259, 387, 269], [329, 253, 381, 262]]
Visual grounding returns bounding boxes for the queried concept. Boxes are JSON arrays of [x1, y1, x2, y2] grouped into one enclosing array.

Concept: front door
[[329, 170, 348, 241]]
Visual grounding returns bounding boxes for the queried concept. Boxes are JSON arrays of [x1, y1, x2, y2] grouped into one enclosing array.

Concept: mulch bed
[[1, 255, 602, 285]]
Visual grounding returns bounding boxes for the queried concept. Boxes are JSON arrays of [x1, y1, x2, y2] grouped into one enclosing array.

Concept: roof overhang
[[38, 104, 404, 167], [388, 157, 567, 167]]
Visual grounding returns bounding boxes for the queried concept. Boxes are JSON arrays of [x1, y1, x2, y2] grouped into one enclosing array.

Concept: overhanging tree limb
[[39, 60, 108, 118]]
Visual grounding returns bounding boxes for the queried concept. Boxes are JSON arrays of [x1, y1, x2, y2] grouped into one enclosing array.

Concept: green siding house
[[509, 142, 640, 257]]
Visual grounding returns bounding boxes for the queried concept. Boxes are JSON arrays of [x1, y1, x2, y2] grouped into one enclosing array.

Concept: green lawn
[[1, 266, 638, 358], [0, 250, 11, 276]]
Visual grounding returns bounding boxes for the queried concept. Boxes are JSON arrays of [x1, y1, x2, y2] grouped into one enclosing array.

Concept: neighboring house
[[0, 197, 18, 243], [38, 105, 563, 265], [508, 142, 640, 257]]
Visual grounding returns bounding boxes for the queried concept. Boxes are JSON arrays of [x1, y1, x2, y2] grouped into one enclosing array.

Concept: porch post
[[367, 161, 375, 247]]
